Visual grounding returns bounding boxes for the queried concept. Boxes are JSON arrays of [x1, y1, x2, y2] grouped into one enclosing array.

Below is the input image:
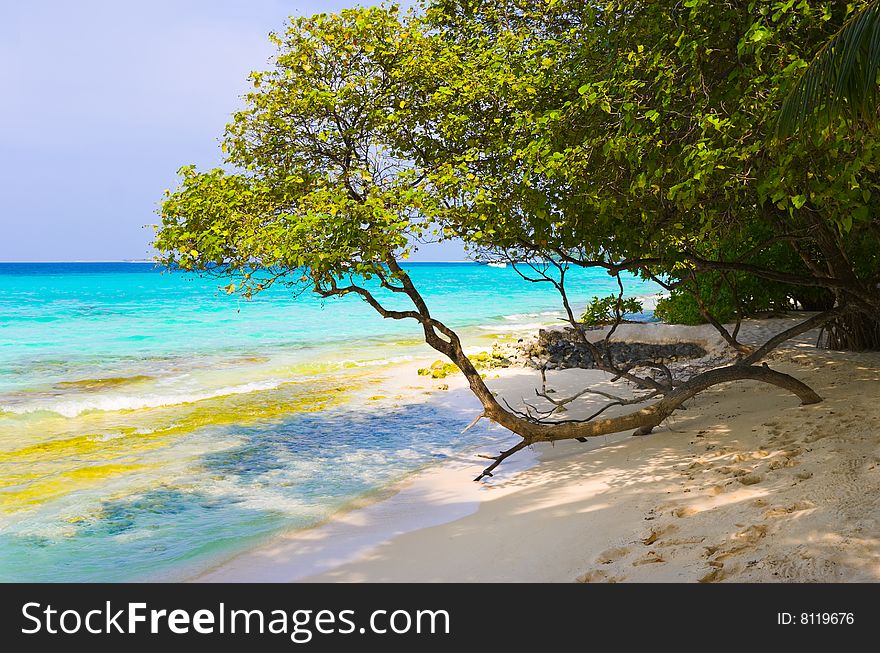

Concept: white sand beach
[[196, 318, 880, 583]]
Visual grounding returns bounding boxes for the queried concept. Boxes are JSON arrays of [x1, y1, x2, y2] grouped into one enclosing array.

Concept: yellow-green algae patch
[[53, 375, 154, 390], [417, 351, 511, 379], [0, 463, 152, 511], [0, 374, 368, 514]]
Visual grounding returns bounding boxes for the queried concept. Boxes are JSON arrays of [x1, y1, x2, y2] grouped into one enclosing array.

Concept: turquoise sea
[[0, 262, 657, 581]]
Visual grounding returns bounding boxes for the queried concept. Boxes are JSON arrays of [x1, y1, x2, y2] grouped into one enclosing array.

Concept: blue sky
[[0, 0, 464, 262]]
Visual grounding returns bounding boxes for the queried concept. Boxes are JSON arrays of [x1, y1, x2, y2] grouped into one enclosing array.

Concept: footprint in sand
[[595, 546, 630, 565], [632, 551, 665, 567], [735, 524, 768, 543], [763, 501, 815, 518], [703, 544, 721, 557], [641, 524, 679, 545], [768, 458, 799, 471], [576, 569, 623, 583], [659, 536, 705, 547], [672, 506, 698, 518], [709, 544, 751, 563], [699, 562, 729, 583], [716, 466, 748, 477], [732, 451, 770, 462], [702, 524, 768, 565], [762, 421, 784, 437], [803, 429, 833, 443]]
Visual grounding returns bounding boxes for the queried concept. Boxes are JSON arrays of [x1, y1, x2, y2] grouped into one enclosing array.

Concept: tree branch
[[474, 440, 529, 481]]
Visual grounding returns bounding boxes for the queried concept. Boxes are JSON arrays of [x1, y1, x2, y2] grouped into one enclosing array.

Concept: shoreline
[[190, 442, 542, 582], [189, 339, 628, 582], [194, 316, 880, 583], [187, 362, 549, 582], [190, 363, 619, 583], [1, 268, 658, 582]]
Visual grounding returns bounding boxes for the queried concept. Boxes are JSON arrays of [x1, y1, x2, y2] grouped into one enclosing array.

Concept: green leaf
[[852, 205, 870, 223]]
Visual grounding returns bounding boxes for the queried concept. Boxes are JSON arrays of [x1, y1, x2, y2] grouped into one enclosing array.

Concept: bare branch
[[600, 274, 627, 367], [684, 269, 748, 354], [529, 259, 669, 393], [610, 360, 676, 389], [461, 412, 486, 434], [314, 278, 422, 321], [474, 440, 530, 482]]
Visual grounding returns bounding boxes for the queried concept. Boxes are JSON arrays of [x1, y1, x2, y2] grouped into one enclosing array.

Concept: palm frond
[[777, 1, 880, 136]]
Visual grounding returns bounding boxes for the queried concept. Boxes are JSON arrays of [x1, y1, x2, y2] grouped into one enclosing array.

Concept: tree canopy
[[155, 1, 880, 478], [157, 7, 448, 295], [421, 1, 879, 306]]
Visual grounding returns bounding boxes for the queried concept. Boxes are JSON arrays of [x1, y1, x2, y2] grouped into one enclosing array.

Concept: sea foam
[[0, 379, 287, 417]]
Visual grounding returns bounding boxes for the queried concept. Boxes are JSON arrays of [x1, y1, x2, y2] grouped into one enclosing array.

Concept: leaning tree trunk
[[349, 257, 831, 482], [439, 335, 822, 480]]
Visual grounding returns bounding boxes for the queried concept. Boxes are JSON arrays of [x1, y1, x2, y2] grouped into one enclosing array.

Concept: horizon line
[[0, 259, 156, 263], [0, 259, 479, 264]]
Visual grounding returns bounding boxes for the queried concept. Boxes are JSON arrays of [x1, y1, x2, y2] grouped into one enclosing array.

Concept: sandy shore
[[196, 318, 880, 582]]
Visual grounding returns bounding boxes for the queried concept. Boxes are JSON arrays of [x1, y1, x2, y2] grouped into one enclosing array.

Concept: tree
[[422, 0, 880, 349], [156, 3, 866, 480]]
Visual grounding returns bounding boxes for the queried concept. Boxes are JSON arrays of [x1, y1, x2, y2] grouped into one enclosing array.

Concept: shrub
[[654, 273, 795, 325], [580, 295, 643, 326]]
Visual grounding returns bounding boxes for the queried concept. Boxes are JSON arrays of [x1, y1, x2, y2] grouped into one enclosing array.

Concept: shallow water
[[0, 262, 657, 580]]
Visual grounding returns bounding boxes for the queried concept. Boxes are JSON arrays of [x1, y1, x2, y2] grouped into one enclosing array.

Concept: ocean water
[[0, 262, 657, 581]]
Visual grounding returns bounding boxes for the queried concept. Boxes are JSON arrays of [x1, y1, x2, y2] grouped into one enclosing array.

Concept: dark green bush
[[654, 292, 725, 325], [654, 272, 794, 325]]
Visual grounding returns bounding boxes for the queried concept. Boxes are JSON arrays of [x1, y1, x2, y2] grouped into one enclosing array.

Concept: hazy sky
[[0, 0, 464, 262]]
